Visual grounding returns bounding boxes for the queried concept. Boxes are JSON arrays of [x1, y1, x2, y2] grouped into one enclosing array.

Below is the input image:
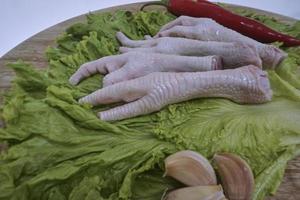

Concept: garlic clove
[[164, 185, 227, 200], [213, 153, 255, 200], [164, 150, 217, 186]]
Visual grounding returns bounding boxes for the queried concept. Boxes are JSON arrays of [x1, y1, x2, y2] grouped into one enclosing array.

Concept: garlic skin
[[213, 153, 255, 200], [164, 150, 217, 186], [164, 185, 227, 200]]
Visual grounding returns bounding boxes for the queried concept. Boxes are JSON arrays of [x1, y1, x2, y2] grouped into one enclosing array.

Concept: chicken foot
[[117, 32, 262, 69], [69, 52, 222, 87], [152, 16, 287, 69], [77, 65, 272, 121]]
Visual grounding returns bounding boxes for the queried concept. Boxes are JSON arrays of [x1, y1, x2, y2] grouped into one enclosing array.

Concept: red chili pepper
[[141, 0, 300, 47]]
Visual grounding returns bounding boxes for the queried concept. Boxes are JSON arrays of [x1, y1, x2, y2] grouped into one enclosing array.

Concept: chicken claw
[[69, 52, 222, 87], [153, 16, 287, 69], [117, 32, 262, 69], [79, 65, 272, 121]]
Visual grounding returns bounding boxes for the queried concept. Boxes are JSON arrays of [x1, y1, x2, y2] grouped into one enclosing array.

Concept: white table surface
[[0, 0, 299, 58]]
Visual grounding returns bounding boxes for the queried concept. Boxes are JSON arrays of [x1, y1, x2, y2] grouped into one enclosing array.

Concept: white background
[[0, 0, 299, 58]]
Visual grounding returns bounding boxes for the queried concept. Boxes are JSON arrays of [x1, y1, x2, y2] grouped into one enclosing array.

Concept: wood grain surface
[[0, 2, 299, 199]]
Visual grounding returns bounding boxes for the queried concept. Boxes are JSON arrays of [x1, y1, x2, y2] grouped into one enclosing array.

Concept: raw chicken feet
[[117, 32, 262, 69], [153, 16, 287, 69], [78, 65, 272, 121], [69, 52, 222, 87]]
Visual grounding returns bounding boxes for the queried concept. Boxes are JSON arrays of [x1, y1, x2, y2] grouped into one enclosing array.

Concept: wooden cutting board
[[0, 2, 299, 199]]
